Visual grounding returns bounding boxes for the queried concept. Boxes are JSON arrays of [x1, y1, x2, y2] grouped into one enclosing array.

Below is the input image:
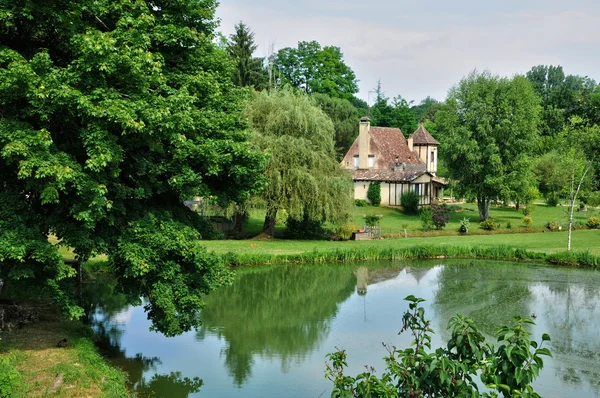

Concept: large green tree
[[312, 93, 359, 159], [370, 81, 417, 136], [274, 41, 358, 101], [244, 88, 354, 235], [226, 21, 267, 90], [0, 0, 265, 336], [436, 71, 541, 221]]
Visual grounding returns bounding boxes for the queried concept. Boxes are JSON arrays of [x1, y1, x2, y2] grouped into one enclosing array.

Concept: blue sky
[[216, 0, 600, 104]]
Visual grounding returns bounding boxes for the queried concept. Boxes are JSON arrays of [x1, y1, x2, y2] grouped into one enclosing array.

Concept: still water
[[85, 260, 600, 397]]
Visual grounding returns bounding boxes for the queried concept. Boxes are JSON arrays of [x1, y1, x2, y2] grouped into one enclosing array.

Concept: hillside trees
[[436, 71, 541, 221], [274, 41, 358, 101], [0, 0, 266, 336], [244, 88, 354, 236]]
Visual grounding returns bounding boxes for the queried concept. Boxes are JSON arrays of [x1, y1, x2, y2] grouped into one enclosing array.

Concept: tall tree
[[274, 41, 358, 101], [312, 93, 360, 159], [244, 88, 354, 236], [226, 21, 267, 89], [436, 71, 541, 221], [370, 81, 417, 136], [0, 0, 265, 336]]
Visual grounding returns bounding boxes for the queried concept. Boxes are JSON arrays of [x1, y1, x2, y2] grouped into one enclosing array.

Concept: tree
[[0, 0, 266, 336], [312, 93, 360, 160], [226, 21, 267, 89], [370, 81, 417, 136], [244, 88, 354, 236], [436, 71, 541, 221], [274, 41, 358, 101]]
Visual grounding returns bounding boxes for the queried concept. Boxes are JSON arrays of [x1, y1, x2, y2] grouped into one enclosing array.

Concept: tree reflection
[[82, 275, 202, 397], [196, 264, 357, 386]]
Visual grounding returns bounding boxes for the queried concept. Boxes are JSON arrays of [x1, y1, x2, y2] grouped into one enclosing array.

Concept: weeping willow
[[245, 88, 354, 235]]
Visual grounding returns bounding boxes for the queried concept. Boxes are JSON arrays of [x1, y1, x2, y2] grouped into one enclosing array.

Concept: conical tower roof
[[410, 124, 439, 146]]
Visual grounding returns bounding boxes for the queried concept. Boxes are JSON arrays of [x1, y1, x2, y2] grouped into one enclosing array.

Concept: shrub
[[545, 192, 560, 207], [354, 199, 368, 207], [546, 219, 560, 231], [364, 214, 381, 227], [431, 204, 449, 230], [419, 207, 433, 231], [336, 223, 355, 241], [480, 218, 498, 230], [401, 191, 420, 214], [522, 204, 536, 216], [285, 214, 327, 240], [587, 217, 600, 229], [326, 296, 551, 398], [458, 217, 470, 234], [367, 182, 381, 206], [0, 354, 23, 397], [506, 221, 512, 229], [523, 216, 533, 229]]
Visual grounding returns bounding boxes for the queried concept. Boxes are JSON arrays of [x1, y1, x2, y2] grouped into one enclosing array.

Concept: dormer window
[[368, 155, 374, 168]]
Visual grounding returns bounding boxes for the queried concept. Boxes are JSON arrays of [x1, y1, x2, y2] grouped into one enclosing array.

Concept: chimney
[[358, 116, 370, 169], [407, 136, 413, 152]]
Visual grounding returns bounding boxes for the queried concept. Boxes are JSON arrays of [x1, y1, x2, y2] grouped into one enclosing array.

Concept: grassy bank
[[0, 312, 129, 397]]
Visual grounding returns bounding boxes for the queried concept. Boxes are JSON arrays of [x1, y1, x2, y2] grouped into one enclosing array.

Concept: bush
[[354, 199, 368, 207], [546, 219, 560, 231], [545, 192, 560, 207], [523, 216, 533, 229], [506, 221, 512, 229], [431, 204, 449, 230], [336, 223, 354, 241], [326, 296, 550, 398], [587, 217, 600, 229], [419, 207, 433, 231], [0, 354, 24, 397], [367, 182, 381, 206], [285, 214, 328, 240], [458, 217, 470, 234], [480, 218, 498, 231], [522, 204, 536, 216], [401, 191, 420, 214], [364, 214, 381, 227]]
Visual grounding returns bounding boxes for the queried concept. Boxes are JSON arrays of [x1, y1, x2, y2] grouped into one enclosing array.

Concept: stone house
[[341, 117, 446, 206]]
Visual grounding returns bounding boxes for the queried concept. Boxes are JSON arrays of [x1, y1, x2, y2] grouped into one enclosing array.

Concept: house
[[341, 117, 446, 206]]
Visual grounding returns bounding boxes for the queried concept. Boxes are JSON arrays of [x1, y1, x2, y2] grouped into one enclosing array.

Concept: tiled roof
[[341, 126, 421, 169], [351, 168, 427, 182], [410, 124, 439, 146]]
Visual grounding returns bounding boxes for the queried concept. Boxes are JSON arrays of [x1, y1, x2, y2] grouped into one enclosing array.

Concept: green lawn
[[203, 229, 600, 256]]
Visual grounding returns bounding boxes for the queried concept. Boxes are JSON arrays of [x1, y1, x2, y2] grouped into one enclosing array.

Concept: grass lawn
[[203, 229, 600, 256]]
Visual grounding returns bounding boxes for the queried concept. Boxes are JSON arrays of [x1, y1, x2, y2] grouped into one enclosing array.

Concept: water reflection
[[196, 264, 356, 386], [82, 276, 203, 397], [84, 261, 600, 398]]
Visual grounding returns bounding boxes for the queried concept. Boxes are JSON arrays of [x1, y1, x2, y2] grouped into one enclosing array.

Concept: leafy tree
[[412, 96, 442, 123], [226, 21, 267, 89], [436, 70, 541, 221], [367, 181, 381, 206], [370, 81, 417, 136], [244, 88, 354, 236], [274, 41, 358, 101], [326, 296, 550, 398], [312, 93, 360, 159], [0, 0, 266, 336]]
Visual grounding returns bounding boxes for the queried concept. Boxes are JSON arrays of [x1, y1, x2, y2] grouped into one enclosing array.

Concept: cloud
[[217, 2, 600, 103]]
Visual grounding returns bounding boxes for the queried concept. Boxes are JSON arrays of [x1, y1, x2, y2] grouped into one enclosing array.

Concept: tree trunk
[[233, 210, 245, 234], [515, 200, 520, 212], [262, 205, 278, 237], [567, 163, 591, 251], [0, 279, 4, 298], [477, 197, 490, 221]]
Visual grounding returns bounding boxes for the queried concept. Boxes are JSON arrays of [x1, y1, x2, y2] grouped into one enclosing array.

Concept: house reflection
[[354, 265, 434, 295]]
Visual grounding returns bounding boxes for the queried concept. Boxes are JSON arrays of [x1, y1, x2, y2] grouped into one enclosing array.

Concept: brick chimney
[[358, 116, 370, 169]]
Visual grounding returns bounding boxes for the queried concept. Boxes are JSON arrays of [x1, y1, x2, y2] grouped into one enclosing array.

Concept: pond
[[84, 260, 600, 397]]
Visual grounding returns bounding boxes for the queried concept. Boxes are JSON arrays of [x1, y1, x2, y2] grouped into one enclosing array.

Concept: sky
[[216, 0, 600, 105]]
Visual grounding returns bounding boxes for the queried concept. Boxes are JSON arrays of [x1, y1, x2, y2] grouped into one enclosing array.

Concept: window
[[368, 155, 375, 168], [354, 156, 359, 168], [430, 150, 434, 163]]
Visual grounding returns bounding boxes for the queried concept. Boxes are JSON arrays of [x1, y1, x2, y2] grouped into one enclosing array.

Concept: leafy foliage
[[0, 0, 266, 334], [586, 217, 600, 229], [284, 213, 329, 240], [326, 296, 551, 398], [419, 207, 433, 231], [313, 93, 360, 159], [367, 182, 381, 206], [370, 81, 417, 136], [354, 199, 368, 207], [480, 219, 499, 231], [431, 204, 450, 230], [274, 41, 358, 101], [437, 70, 541, 221], [459, 217, 471, 234], [245, 88, 354, 235], [364, 215, 381, 227], [400, 191, 420, 214], [227, 22, 267, 89]]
